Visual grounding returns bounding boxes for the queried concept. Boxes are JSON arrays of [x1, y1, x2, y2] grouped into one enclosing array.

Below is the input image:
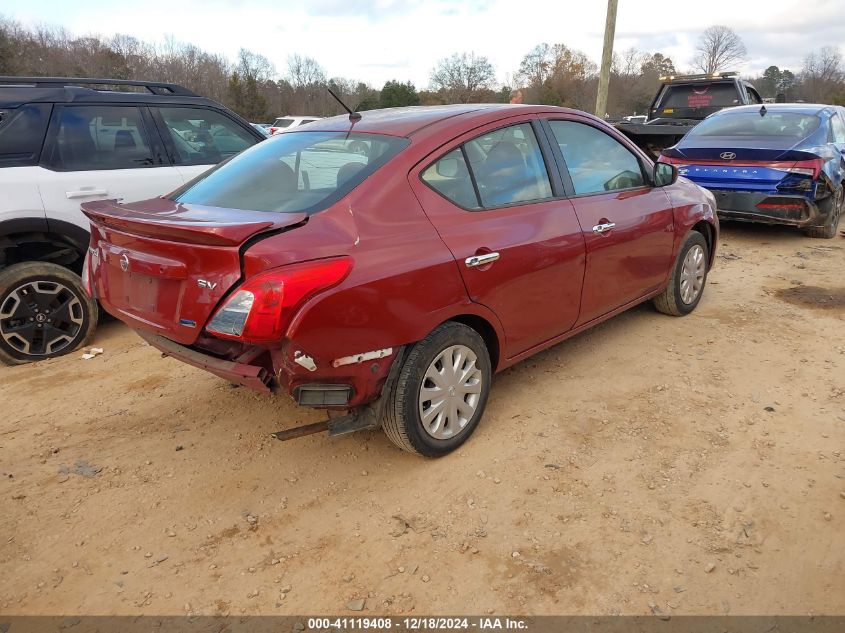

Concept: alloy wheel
[[0, 280, 85, 357]]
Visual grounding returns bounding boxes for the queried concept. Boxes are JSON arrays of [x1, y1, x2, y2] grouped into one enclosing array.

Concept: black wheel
[[805, 186, 843, 239], [382, 322, 492, 457], [653, 231, 709, 317], [0, 262, 98, 365]]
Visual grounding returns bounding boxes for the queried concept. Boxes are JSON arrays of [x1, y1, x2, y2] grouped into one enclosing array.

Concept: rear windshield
[[174, 131, 409, 213], [659, 83, 741, 109], [273, 118, 294, 128], [687, 111, 822, 139]]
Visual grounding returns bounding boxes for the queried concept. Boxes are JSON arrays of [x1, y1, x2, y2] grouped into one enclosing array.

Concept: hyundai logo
[[119, 253, 129, 272], [720, 152, 736, 160]]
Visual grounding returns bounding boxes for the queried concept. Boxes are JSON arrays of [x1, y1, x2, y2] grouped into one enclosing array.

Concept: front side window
[[49, 105, 155, 171], [157, 107, 255, 166], [549, 120, 645, 195], [174, 131, 408, 213]]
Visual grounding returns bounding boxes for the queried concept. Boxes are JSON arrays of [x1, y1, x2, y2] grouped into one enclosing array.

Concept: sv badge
[[197, 279, 218, 290]]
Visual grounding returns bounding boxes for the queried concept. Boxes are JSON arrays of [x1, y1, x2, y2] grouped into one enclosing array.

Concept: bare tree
[[693, 25, 747, 74], [430, 52, 495, 103], [802, 46, 843, 102], [287, 54, 326, 88]]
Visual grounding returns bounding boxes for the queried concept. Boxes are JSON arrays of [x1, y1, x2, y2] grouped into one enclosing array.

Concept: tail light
[[269, 127, 278, 135], [81, 250, 93, 297], [206, 257, 352, 343], [769, 158, 824, 179]]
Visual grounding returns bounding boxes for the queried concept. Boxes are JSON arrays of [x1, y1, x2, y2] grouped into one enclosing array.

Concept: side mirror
[[654, 162, 678, 187]]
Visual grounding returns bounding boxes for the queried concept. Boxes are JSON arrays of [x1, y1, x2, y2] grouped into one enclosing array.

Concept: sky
[[5, 0, 845, 87]]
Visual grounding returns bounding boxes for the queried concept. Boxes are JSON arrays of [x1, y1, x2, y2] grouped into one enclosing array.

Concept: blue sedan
[[660, 103, 845, 238]]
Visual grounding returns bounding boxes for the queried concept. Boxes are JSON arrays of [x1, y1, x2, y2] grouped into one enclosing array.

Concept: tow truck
[[614, 72, 764, 157]]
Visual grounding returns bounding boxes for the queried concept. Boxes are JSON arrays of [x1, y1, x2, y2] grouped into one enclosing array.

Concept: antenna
[[327, 87, 361, 122]]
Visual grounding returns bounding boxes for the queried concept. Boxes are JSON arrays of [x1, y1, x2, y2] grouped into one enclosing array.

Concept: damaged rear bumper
[[137, 330, 275, 393], [710, 190, 823, 227]]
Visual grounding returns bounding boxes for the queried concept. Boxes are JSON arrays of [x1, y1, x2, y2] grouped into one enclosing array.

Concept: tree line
[[1, 18, 843, 121]]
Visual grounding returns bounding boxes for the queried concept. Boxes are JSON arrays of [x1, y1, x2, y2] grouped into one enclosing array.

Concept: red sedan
[[82, 104, 719, 457]]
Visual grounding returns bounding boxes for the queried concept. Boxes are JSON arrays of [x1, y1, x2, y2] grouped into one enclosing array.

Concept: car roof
[[713, 103, 833, 116], [0, 85, 220, 109], [302, 104, 586, 138]]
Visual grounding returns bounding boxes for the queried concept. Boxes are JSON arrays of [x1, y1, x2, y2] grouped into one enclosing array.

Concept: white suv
[[268, 115, 322, 135], [0, 77, 265, 364]]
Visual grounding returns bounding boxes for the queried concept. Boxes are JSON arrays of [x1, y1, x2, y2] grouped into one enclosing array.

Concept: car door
[[150, 106, 259, 184], [410, 119, 586, 359], [37, 104, 183, 232], [542, 117, 675, 325]]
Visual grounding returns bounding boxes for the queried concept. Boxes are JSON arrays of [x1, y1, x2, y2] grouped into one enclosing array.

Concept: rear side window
[[421, 122, 552, 209], [0, 104, 52, 167], [48, 105, 155, 171], [157, 107, 256, 166], [421, 149, 480, 209], [831, 113, 845, 143], [659, 83, 740, 109], [549, 120, 645, 195], [173, 131, 408, 214], [274, 118, 294, 128]]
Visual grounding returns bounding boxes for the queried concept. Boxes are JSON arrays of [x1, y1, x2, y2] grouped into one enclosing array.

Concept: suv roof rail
[[658, 71, 739, 82], [0, 76, 198, 96]]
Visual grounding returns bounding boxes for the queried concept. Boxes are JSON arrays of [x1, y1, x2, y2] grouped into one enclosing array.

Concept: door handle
[[66, 189, 108, 199], [465, 252, 500, 268], [592, 222, 616, 234]]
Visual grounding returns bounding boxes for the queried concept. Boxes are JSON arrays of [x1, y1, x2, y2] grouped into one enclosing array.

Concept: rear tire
[[653, 231, 709, 317], [805, 186, 842, 239], [382, 322, 492, 457], [0, 262, 97, 365]]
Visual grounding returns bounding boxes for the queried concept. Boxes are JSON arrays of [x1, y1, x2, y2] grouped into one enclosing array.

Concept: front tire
[[382, 322, 492, 457], [653, 231, 709, 317], [0, 262, 98, 365]]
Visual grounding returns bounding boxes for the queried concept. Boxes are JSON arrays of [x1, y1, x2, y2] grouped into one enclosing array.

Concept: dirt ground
[[1, 223, 844, 617]]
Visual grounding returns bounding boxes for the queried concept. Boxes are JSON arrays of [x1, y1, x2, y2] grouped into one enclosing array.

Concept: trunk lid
[[83, 197, 306, 345], [664, 142, 822, 193]]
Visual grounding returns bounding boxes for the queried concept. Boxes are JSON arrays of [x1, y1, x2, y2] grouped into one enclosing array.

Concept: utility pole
[[595, 0, 619, 118]]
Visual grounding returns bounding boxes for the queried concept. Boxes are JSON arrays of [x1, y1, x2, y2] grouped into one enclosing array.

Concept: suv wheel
[[0, 262, 97, 365], [382, 322, 492, 457], [805, 186, 843, 239]]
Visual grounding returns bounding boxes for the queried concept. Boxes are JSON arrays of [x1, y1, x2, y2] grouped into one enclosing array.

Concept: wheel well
[[447, 314, 501, 370], [691, 221, 715, 269], [0, 232, 86, 274]]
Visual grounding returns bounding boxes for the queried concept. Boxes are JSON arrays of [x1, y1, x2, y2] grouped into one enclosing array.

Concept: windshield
[[659, 83, 740, 109], [687, 111, 821, 139], [174, 131, 408, 213]]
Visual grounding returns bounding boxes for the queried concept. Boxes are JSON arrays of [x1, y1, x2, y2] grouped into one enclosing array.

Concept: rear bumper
[[137, 330, 275, 394], [710, 190, 822, 227]]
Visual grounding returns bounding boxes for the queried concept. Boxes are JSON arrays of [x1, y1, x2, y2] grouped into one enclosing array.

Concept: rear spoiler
[[82, 199, 306, 247]]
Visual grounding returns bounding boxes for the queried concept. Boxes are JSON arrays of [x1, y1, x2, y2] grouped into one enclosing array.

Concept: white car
[[269, 115, 322, 135], [0, 76, 265, 364]]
